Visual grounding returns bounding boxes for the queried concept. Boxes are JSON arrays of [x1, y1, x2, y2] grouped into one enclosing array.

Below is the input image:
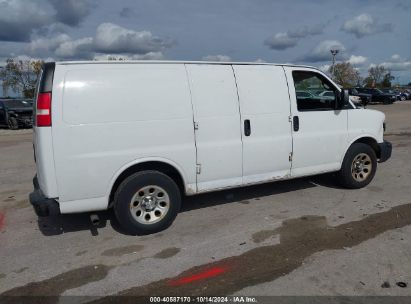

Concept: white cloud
[[28, 34, 71, 54], [26, 22, 174, 60], [93, 52, 165, 61], [265, 24, 323, 50], [367, 55, 411, 72], [131, 52, 165, 60], [341, 14, 392, 38], [300, 40, 346, 62], [201, 55, 232, 62], [391, 54, 402, 62], [264, 33, 297, 50], [94, 23, 173, 54], [347, 55, 367, 66], [55, 37, 93, 58], [254, 58, 266, 63], [380, 61, 411, 71]]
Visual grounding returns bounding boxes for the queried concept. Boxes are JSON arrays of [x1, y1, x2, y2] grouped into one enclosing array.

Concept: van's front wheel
[[337, 143, 377, 189], [114, 171, 181, 235]]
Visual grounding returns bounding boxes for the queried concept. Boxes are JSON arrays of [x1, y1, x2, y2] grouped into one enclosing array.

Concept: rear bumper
[[378, 141, 392, 163], [29, 176, 60, 217]]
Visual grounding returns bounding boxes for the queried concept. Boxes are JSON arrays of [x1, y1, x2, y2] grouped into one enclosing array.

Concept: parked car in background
[[319, 90, 336, 99], [348, 88, 372, 106], [296, 90, 334, 101], [296, 90, 314, 99], [25, 99, 34, 106], [394, 90, 404, 101], [399, 92, 407, 101], [0, 99, 33, 129], [349, 95, 361, 105], [400, 90, 410, 101], [381, 89, 401, 101], [355, 88, 396, 104]]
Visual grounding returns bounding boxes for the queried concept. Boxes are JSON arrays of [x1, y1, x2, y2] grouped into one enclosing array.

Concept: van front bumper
[[378, 141, 392, 163], [29, 176, 60, 217]]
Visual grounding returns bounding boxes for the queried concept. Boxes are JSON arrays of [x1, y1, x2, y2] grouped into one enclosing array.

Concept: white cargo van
[[30, 61, 392, 234]]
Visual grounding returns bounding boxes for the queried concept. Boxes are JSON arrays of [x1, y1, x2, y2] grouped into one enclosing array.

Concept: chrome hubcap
[[351, 153, 372, 182], [130, 185, 170, 225], [141, 196, 156, 211]]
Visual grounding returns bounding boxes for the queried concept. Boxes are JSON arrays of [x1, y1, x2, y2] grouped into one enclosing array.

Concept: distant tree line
[[329, 62, 395, 88], [0, 58, 43, 98], [0, 57, 406, 98]]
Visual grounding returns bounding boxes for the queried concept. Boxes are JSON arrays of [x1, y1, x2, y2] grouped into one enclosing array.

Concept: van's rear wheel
[[337, 143, 377, 189], [114, 171, 181, 235]]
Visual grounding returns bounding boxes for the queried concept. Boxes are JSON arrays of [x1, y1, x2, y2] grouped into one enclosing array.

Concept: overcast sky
[[1, 0, 411, 84]]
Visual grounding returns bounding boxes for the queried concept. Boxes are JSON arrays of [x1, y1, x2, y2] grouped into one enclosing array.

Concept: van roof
[[55, 60, 318, 70]]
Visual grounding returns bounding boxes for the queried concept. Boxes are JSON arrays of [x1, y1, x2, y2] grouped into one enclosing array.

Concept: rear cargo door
[[185, 64, 243, 192], [32, 63, 59, 198]]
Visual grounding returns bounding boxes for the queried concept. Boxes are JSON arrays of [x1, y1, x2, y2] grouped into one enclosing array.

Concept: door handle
[[293, 116, 299, 132], [244, 119, 251, 136]]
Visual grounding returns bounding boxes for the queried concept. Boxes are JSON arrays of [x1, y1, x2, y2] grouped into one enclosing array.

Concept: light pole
[[330, 49, 339, 78]]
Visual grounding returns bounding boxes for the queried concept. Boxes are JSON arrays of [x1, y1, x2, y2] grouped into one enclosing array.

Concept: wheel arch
[[107, 158, 190, 208], [343, 136, 381, 163]]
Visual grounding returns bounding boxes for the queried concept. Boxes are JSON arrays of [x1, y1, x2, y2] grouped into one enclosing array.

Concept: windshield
[[374, 89, 384, 94], [2, 100, 32, 108]]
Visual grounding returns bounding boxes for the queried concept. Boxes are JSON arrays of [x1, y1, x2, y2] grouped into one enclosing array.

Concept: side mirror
[[336, 89, 350, 110]]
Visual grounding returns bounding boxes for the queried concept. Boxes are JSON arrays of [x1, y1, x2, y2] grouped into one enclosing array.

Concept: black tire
[[337, 143, 377, 189], [114, 170, 181, 235], [8, 117, 19, 130]]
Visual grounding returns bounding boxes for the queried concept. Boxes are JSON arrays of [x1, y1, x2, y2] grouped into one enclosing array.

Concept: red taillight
[[37, 92, 52, 127]]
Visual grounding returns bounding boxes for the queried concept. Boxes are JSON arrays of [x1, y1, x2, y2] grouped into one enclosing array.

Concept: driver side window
[[292, 71, 337, 112]]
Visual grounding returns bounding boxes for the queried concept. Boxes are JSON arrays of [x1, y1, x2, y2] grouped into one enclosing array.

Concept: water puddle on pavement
[[1, 203, 410, 300], [153, 247, 180, 259], [94, 202, 411, 299], [75, 250, 87, 257], [101, 245, 144, 257], [1, 265, 110, 298], [252, 230, 277, 243], [13, 267, 28, 274]]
